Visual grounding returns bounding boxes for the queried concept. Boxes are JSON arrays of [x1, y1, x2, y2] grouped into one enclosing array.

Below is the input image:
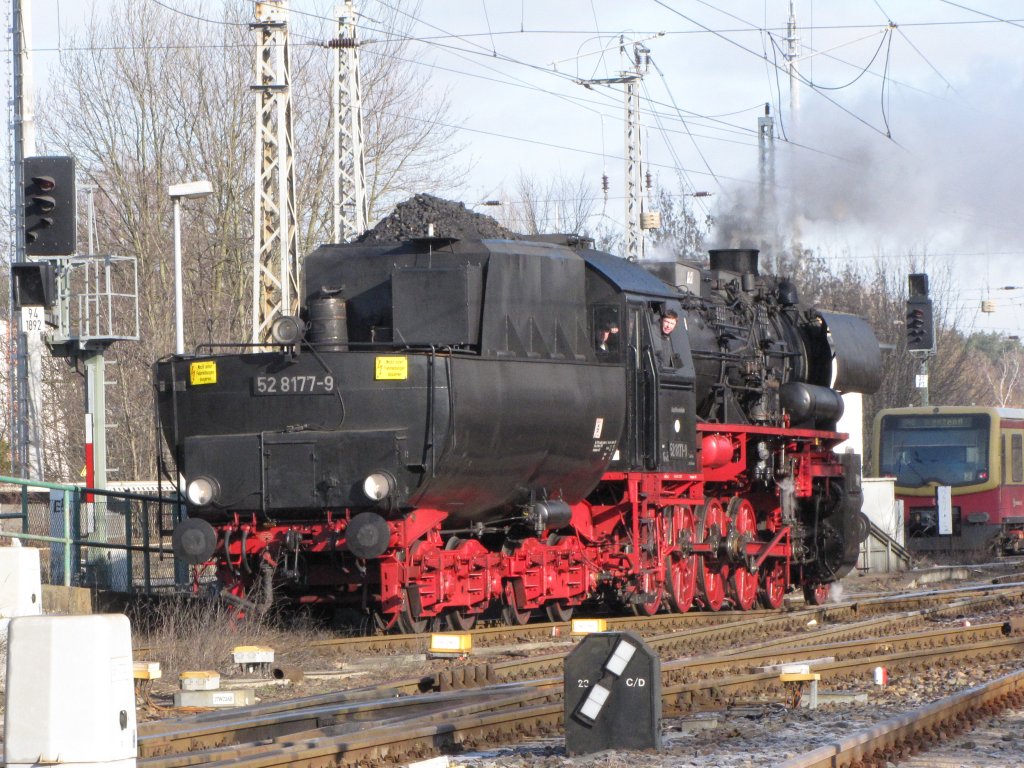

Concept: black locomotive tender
[[159, 199, 881, 631]]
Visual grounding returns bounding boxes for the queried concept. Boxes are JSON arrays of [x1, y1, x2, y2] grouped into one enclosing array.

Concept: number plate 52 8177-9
[[252, 374, 336, 395]]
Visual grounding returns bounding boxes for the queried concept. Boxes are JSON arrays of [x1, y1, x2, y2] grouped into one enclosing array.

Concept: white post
[[12, 0, 44, 480], [86, 185, 96, 254], [169, 180, 213, 356], [173, 197, 183, 355]]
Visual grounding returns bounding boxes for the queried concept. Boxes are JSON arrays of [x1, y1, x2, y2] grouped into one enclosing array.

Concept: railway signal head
[[908, 272, 929, 299], [24, 156, 76, 256], [906, 299, 934, 352], [11, 261, 56, 309]]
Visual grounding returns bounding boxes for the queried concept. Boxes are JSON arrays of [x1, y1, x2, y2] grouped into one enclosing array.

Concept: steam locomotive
[[157, 216, 881, 631]]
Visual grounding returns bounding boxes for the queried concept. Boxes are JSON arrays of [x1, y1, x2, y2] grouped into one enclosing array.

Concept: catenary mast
[[579, 39, 651, 263], [251, 0, 300, 343], [333, 0, 366, 243]]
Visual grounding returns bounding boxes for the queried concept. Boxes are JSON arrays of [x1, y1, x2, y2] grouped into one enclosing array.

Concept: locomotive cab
[[580, 249, 698, 475], [617, 298, 698, 473]]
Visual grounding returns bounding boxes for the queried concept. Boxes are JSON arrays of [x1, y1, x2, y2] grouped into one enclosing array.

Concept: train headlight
[[186, 476, 220, 507], [362, 472, 394, 502]]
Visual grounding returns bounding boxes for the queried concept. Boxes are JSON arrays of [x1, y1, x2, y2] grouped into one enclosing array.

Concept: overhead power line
[[147, 0, 248, 27]]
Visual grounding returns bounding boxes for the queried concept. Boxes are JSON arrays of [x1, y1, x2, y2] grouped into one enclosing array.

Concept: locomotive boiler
[[157, 202, 881, 631]]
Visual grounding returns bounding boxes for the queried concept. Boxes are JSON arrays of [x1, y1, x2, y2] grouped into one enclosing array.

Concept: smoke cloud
[[712, 61, 1024, 260]]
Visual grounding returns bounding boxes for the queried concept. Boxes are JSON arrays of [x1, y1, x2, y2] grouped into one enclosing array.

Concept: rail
[[779, 668, 1024, 767]]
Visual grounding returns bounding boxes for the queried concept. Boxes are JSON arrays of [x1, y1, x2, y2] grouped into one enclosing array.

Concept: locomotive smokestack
[[708, 248, 759, 276]]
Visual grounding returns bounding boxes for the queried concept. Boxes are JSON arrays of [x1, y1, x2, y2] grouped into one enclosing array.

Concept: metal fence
[[0, 476, 187, 594]]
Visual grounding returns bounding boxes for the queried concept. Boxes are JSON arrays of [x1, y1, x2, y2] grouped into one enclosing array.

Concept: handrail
[[0, 475, 178, 503], [867, 519, 912, 561], [0, 486, 75, 586], [0, 477, 182, 592], [0, 475, 80, 492]]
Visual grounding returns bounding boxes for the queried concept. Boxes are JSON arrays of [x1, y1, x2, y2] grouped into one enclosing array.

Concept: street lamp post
[[168, 180, 213, 355]]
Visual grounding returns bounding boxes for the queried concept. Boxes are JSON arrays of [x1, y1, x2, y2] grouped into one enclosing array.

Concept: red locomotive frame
[[206, 422, 844, 630]]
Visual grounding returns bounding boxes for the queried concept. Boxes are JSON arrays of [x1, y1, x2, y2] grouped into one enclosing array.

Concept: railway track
[[135, 586, 1024, 766], [308, 584, 1024, 693], [131, 580, 1024, 662], [779, 668, 1024, 767]]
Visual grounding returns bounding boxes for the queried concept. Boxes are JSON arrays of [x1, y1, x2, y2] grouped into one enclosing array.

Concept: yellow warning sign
[[375, 356, 408, 381], [189, 360, 218, 386]]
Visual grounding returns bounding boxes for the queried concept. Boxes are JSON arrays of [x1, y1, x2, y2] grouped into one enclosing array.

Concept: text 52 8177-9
[[253, 374, 335, 395]]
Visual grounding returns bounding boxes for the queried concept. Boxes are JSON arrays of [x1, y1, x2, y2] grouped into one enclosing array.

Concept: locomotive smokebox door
[[564, 631, 661, 754]]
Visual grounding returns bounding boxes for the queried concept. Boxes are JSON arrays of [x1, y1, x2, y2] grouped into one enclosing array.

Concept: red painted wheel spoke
[[666, 506, 697, 614], [727, 498, 758, 611], [697, 500, 727, 611]]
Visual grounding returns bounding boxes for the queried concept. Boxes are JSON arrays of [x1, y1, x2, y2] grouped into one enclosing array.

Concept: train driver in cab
[[657, 308, 682, 369], [661, 309, 678, 337], [596, 323, 619, 357]]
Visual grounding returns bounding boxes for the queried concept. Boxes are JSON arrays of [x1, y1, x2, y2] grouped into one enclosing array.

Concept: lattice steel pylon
[[785, 0, 800, 116], [250, 0, 299, 343], [580, 39, 649, 262], [623, 74, 641, 262], [333, 0, 366, 243], [622, 42, 650, 262]]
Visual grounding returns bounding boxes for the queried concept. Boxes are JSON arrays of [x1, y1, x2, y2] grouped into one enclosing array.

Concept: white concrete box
[[862, 477, 902, 543], [4, 614, 137, 768], [174, 689, 255, 708], [0, 545, 43, 618], [232, 645, 274, 664], [179, 670, 221, 691]]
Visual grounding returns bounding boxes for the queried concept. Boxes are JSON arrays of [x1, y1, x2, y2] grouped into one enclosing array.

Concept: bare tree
[[496, 174, 704, 257], [970, 332, 1024, 407], [987, 354, 1023, 407], [645, 181, 708, 261], [498, 171, 596, 236], [36, 1, 254, 481], [34, 0, 465, 481]]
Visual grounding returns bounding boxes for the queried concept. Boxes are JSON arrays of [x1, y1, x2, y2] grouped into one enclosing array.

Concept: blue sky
[[20, 0, 1024, 335]]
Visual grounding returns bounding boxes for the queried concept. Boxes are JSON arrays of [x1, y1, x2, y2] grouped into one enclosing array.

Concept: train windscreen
[[878, 412, 991, 488]]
